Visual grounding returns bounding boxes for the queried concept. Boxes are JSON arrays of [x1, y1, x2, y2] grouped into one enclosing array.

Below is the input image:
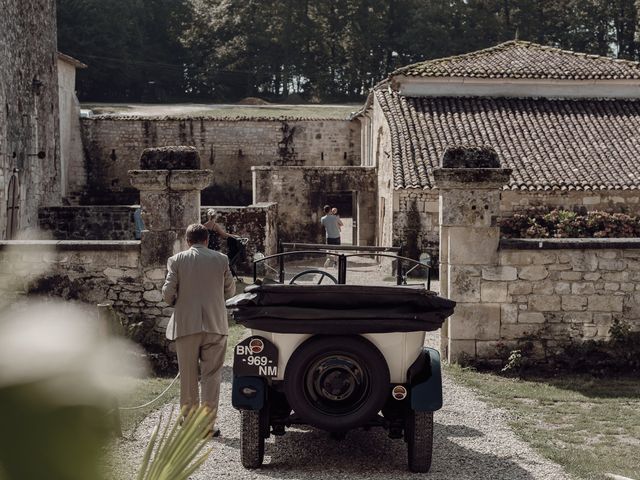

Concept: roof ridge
[[390, 40, 640, 81], [392, 40, 522, 76]]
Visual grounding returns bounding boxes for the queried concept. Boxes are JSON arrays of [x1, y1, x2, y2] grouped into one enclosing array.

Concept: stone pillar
[[433, 146, 512, 362], [128, 146, 213, 267]]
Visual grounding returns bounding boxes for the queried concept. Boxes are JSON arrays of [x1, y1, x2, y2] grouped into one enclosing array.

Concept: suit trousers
[[175, 332, 227, 420]]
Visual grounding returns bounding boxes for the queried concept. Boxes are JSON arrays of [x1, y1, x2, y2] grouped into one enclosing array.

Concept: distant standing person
[[321, 205, 341, 245], [162, 223, 236, 437], [203, 209, 235, 251]]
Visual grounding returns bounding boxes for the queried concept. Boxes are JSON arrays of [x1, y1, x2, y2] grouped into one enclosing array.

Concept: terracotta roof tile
[[376, 90, 640, 191], [393, 40, 640, 80]]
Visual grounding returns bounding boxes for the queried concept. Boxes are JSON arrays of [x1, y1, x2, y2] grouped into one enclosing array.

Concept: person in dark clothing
[[203, 209, 235, 250]]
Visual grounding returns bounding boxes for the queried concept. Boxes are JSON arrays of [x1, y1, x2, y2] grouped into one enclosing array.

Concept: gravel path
[[108, 354, 570, 480], [107, 262, 569, 479]]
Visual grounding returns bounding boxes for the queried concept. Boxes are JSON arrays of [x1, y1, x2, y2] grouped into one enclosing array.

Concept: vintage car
[[226, 244, 455, 473]]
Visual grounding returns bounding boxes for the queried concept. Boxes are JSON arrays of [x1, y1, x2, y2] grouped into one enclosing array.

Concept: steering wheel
[[289, 269, 338, 285]]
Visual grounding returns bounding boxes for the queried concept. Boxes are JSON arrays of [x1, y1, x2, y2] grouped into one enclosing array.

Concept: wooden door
[[6, 174, 19, 239]]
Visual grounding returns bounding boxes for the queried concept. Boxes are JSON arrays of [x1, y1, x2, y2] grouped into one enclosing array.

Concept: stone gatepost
[[433, 146, 512, 362], [128, 146, 213, 267]]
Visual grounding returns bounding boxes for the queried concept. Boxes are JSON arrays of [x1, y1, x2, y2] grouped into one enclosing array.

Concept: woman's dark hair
[[323, 205, 331, 214], [186, 223, 209, 244]]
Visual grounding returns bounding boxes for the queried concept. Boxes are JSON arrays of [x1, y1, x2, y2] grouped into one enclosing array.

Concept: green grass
[[447, 364, 640, 480], [116, 376, 179, 433]]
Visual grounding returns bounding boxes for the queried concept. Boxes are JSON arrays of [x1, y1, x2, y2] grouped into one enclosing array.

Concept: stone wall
[[252, 166, 377, 245], [78, 117, 360, 205], [0, 240, 174, 371], [38, 206, 138, 240], [200, 203, 278, 273], [448, 238, 640, 361], [478, 239, 640, 356], [0, 0, 61, 239]]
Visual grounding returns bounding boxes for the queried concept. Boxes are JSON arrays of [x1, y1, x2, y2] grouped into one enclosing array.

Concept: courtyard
[[2, 1, 640, 479]]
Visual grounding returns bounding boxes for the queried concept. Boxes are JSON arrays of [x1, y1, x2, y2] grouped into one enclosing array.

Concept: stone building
[[57, 52, 87, 201], [357, 40, 640, 258], [0, 0, 61, 239]]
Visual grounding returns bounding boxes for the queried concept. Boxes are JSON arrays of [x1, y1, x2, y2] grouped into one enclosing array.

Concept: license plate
[[233, 336, 279, 378]]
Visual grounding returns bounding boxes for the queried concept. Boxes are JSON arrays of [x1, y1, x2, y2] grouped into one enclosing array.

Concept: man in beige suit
[[162, 223, 236, 436]]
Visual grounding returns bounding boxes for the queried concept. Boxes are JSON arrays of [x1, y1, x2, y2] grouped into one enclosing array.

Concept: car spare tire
[[284, 335, 390, 431]]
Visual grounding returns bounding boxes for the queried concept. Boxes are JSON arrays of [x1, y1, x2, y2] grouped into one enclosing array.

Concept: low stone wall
[[200, 202, 278, 273], [0, 240, 175, 372], [38, 206, 138, 240], [469, 238, 640, 359]]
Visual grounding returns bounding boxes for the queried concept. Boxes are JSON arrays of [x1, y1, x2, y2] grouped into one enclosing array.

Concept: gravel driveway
[[109, 358, 570, 480], [108, 263, 569, 479]]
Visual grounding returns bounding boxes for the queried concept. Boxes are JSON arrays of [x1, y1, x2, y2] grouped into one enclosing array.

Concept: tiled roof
[[393, 40, 640, 80], [376, 90, 640, 191]]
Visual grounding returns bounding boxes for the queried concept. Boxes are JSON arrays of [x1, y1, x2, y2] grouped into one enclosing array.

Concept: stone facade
[[0, 0, 61, 239], [252, 166, 377, 245], [38, 206, 138, 240], [78, 117, 360, 205]]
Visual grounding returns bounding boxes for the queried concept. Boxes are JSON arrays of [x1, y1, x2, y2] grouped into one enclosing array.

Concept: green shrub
[[500, 208, 640, 239]]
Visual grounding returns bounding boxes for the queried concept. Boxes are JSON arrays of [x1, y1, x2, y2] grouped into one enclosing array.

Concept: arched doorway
[[6, 173, 19, 239]]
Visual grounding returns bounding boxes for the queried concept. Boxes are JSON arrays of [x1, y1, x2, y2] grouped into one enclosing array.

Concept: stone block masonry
[[0, 0, 61, 239], [0, 240, 175, 372], [200, 203, 278, 273], [486, 239, 640, 360], [79, 117, 360, 205], [38, 206, 138, 240]]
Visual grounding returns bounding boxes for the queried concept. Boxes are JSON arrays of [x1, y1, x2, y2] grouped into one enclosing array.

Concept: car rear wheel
[[283, 335, 390, 431], [240, 409, 265, 468], [406, 410, 434, 473]]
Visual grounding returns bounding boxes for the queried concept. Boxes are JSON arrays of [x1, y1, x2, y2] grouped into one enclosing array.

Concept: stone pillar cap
[[140, 146, 200, 170], [441, 145, 500, 168]]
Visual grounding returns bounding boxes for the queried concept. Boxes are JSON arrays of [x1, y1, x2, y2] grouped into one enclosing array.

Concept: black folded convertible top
[[226, 284, 455, 334]]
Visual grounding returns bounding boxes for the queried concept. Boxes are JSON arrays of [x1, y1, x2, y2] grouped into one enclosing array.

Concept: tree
[[57, 0, 192, 101]]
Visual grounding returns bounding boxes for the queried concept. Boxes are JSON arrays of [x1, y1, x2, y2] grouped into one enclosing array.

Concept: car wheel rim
[[304, 354, 369, 415]]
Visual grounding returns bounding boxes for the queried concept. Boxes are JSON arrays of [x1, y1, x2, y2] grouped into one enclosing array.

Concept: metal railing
[[252, 243, 433, 289]]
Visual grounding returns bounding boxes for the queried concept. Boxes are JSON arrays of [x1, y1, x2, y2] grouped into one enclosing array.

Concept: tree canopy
[[57, 0, 640, 102]]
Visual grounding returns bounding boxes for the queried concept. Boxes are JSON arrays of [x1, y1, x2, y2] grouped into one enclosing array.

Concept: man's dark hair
[[186, 223, 209, 245], [323, 205, 331, 214]]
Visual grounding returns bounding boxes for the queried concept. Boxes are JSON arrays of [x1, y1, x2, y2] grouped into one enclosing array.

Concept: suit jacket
[[162, 244, 236, 340]]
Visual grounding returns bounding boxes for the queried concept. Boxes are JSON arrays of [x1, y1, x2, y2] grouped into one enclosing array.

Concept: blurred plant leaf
[[137, 405, 215, 480]]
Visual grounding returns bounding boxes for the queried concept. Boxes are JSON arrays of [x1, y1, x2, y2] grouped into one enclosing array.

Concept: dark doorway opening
[[325, 191, 357, 245]]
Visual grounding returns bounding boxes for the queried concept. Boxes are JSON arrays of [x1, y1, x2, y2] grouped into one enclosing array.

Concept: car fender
[[232, 376, 266, 410], [407, 347, 443, 412]]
